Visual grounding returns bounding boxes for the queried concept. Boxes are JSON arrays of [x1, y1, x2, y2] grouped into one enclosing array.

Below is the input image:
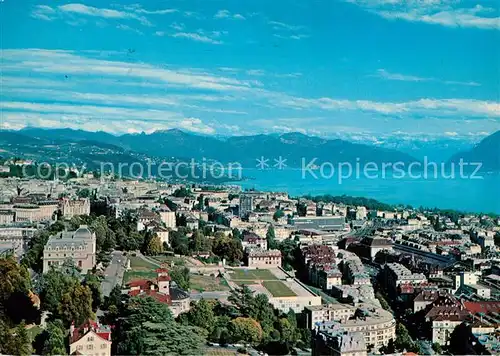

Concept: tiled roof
[[463, 302, 500, 315]]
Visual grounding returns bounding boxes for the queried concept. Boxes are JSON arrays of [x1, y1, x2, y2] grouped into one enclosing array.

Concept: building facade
[[42, 225, 96, 273]]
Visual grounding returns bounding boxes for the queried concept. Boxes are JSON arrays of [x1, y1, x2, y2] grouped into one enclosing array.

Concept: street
[[100, 250, 127, 297]]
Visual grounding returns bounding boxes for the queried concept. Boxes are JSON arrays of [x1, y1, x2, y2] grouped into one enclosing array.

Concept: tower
[[156, 268, 171, 294]]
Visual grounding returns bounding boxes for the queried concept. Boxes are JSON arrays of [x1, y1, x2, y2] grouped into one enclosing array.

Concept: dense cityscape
[[2, 0, 500, 355], [0, 173, 499, 355]]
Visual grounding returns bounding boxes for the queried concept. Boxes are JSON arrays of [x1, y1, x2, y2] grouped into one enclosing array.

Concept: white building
[[43, 225, 96, 273]]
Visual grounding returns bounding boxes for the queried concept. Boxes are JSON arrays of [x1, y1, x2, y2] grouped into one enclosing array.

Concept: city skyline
[[1, 0, 499, 141]]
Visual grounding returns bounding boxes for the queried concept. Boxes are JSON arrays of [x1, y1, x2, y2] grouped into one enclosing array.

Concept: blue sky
[[1, 0, 499, 142]]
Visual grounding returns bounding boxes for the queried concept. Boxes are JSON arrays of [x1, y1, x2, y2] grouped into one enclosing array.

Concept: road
[[100, 251, 127, 297]]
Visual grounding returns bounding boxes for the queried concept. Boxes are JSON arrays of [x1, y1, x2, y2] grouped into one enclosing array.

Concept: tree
[[248, 293, 276, 339], [90, 215, 116, 254], [0, 320, 32, 356], [230, 317, 263, 344], [266, 226, 277, 249], [37, 320, 66, 355], [232, 228, 241, 240], [189, 230, 211, 253], [141, 322, 206, 355], [58, 284, 94, 327], [77, 188, 91, 198], [228, 285, 255, 316], [144, 233, 163, 256], [432, 342, 443, 354], [170, 267, 190, 290], [184, 299, 215, 333], [273, 209, 285, 222], [212, 235, 243, 264], [114, 296, 205, 355], [171, 230, 189, 255], [0, 257, 31, 313], [38, 268, 78, 315], [83, 272, 103, 311], [394, 322, 417, 352]]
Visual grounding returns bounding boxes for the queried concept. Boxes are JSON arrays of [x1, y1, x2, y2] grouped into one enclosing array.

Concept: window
[[101, 344, 107, 349], [77, 345, 83, 350], [87, 344, 93, 350], [88, 336, 94, 342]]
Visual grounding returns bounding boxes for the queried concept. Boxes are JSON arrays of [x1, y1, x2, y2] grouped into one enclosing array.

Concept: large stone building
[[60, 198, 90, 218], [313, 329, 367, 356], [313, 304, 396, 351], [239, 194, 255, 218], [42, 225, 96, 273], [246, 249, 282, 268], [0, 226, 37, 258], [384, 263, 427, 297], [305, 303, 357, 329]]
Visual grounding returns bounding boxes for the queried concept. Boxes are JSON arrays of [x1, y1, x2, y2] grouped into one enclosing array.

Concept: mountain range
[[449, 130, 500, 172], [0, 128, 498, 173]]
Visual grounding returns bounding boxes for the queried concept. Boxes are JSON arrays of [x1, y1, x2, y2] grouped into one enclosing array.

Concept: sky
[[1, 0, 499, 143]]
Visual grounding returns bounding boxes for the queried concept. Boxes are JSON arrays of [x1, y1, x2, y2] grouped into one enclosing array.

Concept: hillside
[[448, 130, 500, 172]]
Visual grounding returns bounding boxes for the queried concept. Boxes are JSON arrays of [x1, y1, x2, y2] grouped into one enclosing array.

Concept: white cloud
[[170, 22, 185, 31], [246, 69, 266, 76], [155, 31, 165, 36], [279, 96, 500, 117], [2, 49, 253, 91], [116, 24, 143, 35], [268, 21, 303, 31], [170, 32, 223, 45], [374, 69, 481, 86], [214, 10, 246, 20], [30, 3, 155, 27], [348, 1, 500, 30], [375, 69, 432, 82], [31, 5, 57, 21]]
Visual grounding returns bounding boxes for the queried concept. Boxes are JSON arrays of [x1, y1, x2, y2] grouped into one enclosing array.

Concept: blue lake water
[[235, 168, 500, 214]]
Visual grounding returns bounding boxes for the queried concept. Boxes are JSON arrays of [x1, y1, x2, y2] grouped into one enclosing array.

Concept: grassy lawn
[[262, 281, 296, 297], [230, 269, 278, 281], [150, 255, 186, 266], [26, 325, 43, 342], [128, 255, 158, 270], [123, 270, 157, 284], [190, 274, 230, 292]]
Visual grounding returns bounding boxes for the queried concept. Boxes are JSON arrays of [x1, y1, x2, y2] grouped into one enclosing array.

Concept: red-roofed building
[[69, 319, 112, 356], [126, 268, 190, 317], [463, 301, 500, 315]]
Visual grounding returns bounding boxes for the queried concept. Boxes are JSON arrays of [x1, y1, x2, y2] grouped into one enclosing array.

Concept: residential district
[[1, 175, 499, 355]]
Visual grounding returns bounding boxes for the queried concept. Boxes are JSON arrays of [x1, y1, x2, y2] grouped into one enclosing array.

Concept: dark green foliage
[[113, 296, 205, 355], [170, 267, 191, 290], [0, 320, 33, 355], [266, 226, 278, 250]]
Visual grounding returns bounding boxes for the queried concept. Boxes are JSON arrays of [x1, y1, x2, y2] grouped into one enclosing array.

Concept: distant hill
[[116, 130, 419, 167], [3, 128, 421, 169], [449, 130, 500, 172]]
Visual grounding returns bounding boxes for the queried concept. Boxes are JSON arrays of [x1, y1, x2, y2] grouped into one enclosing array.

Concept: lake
[[235, 168, 500, 214]]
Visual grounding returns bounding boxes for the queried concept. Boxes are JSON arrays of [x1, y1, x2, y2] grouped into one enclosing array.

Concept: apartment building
[[60, 198, 90, 218], [314, 304, 396, 350]]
